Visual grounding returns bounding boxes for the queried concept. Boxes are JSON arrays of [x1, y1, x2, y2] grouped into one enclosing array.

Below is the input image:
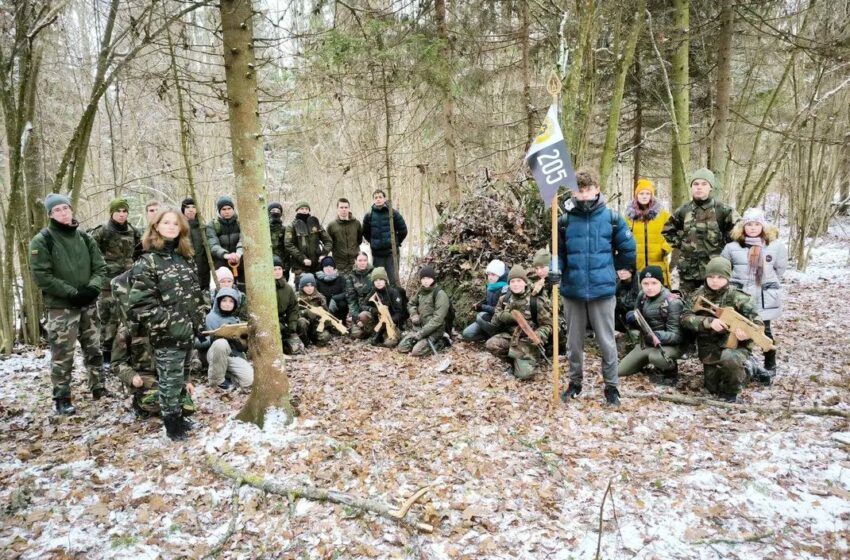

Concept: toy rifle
[[510, 309, 551, 365], [369, 293, 398, 340], [299, 301, 348, 334], [633, 310, 673, 365], [202, 322, 250, 339], [693, 296, 776, 351]]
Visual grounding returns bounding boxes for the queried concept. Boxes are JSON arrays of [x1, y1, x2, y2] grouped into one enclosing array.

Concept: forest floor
[[1, 223, 849, 560]]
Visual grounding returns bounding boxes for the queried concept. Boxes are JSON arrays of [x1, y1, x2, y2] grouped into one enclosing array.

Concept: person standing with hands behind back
[[130, 208, 205, 441], [363, 189, 407, 285]]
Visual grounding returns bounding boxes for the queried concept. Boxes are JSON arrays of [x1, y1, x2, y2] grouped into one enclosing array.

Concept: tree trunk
[[670, 0, 690, 209], [219, 0, 293, 427], [632, 56, 643, 187], [561, 0, 595, 156], [599, 0, 645, 191], [519, 0, 534, 150], [167, 22, 217, 290], [435, 0, 459, 202], [709, 0, 734, 195]]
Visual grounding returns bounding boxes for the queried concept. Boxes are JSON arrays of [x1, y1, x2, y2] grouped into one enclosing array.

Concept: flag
[[525, 104, 577, 207]]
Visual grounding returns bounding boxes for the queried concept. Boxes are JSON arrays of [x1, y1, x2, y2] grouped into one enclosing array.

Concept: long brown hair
[[142, 209, 194, 257]]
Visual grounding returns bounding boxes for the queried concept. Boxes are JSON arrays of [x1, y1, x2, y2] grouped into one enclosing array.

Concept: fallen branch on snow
[[626, 392, 850, 418], [695, 530, 774, 545], [207, 457, 435, 533], [204, 478, 242, 559]]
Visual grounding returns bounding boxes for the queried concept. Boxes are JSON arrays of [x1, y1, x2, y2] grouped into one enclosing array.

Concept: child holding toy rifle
[[617, 266, 685, 385]]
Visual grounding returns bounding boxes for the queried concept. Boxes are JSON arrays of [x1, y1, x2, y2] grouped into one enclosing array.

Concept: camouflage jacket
[[285, 215, 333, 268], [681, 283, 762, 360], [345, 266, 374, 317], [491, 287, 553, 341], [662, 197, 739, 282], [90, 219, 142, 283], [111, 269, 155, 386], [299, 290, 329, 319], [129, 242, 205, 348]]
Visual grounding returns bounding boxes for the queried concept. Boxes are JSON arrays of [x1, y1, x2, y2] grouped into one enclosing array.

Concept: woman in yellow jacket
[[624, 179, 672, 286]]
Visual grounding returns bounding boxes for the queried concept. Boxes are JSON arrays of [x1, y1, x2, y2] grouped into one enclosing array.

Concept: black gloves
[[70, 286, 100, 307], [546, 270, 562, 286]]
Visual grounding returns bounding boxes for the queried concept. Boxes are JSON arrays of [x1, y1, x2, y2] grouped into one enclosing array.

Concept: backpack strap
[[530, 294, 539, 326], [40, 228, 53, 254]]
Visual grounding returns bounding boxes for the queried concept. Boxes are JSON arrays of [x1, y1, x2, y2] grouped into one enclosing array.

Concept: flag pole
[[546, 71, 562, 405]]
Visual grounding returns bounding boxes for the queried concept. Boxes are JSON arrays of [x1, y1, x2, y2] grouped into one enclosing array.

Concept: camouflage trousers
[[485, 332, 540, 380], [46, 306, 104, 400], [96, 289, 118, 355], [398, 332, 447, 357], [297, 317, 332, 346], [154, 346, 191, 416], [702, 347, 749, 398]]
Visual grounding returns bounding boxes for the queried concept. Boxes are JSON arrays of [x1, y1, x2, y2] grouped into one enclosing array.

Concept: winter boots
[[163, 413, 188, 441], [561, 383, 582, 402], [604, 386, 621, 407], [54, 398, 76, 416]]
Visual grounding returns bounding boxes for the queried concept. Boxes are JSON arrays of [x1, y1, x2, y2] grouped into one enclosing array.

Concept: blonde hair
[[142, 209, 194, 257], [730, 220, 779, 243]]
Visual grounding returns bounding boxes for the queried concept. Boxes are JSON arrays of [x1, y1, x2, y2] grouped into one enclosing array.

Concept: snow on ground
[[0, 228, 848, 559]]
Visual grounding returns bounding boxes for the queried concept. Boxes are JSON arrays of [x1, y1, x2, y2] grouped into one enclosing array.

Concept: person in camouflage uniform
[[356, 267, 405, 347], [90, 197, 142, 364], [662, 168, 739, 295], [273, 256, 303, 354], [112, 269, 196, 418], [485, 265, 553, 380], [618, 266, 685, 383], [285, 201, 333, 287], [681, 257, 762, 403], [130, 208, 205, 441], [398, 266, 451, 357], [30, 193, 108, 415], [296, 273, 332, 347], [346, 252, 374, 338]]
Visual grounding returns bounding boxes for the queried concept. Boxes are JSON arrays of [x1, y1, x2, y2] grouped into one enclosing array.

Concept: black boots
[[604, 386, 621, 407], [163, 413, 188, 441], [561, 383, 582, 402], [54, 398, 76, 416], [92, 387, 112, 400]]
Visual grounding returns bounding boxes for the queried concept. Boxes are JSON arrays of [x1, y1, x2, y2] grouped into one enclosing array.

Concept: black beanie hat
[[181, 197, 195, 213], [217, 195, 235, 212], [268, 202, 283, 213], [273, 255, 283, 267], [320, 255, 336, 269], [639, 266, 664, 282], [419, 265, 436, 280]]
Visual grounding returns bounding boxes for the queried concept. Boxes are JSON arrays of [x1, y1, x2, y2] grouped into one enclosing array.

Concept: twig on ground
[[695, 531, 774, 545], [204, 477, 242, 559], [626, 392, 850, 418], [208, 457, 435, 533], [595, 478, 615, 560]]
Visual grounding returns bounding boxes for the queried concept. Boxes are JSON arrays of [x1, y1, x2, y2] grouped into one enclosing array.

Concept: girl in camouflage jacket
[[130, 209, 205, 441]]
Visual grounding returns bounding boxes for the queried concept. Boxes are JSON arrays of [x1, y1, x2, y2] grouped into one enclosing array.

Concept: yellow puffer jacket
[[625, 203, 672, 286]]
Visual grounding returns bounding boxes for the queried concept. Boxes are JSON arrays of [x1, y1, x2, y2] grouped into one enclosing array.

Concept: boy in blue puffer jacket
[[556, 167, 636, 406], [461, 259, 508, 342]]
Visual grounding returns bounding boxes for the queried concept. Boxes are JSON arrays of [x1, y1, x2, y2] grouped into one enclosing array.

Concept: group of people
[[30, 165, 787, 440]]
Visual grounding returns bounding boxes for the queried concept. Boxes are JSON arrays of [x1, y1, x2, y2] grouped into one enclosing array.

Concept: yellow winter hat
[[635, 179, 655, 196]]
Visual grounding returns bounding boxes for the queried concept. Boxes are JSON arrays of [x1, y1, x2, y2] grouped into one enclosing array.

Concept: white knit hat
[[485, 259, 507, 277], [742, 207, 766, 226]]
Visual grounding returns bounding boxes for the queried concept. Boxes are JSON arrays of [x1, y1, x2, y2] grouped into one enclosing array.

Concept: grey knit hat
[[44, 193, 72, 214]]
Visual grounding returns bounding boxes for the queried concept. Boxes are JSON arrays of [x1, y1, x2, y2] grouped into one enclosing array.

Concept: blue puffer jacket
[[557, 195, 636, 301], [363, 204, 408, 256], [202, 287, 247, 357]]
